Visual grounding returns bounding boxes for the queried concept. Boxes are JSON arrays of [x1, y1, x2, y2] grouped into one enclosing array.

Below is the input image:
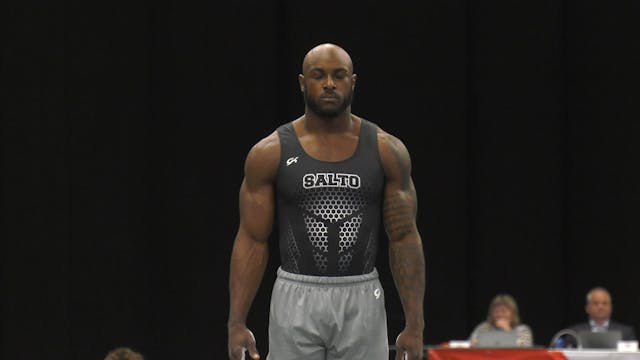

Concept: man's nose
[[323, 76, 336, 89]]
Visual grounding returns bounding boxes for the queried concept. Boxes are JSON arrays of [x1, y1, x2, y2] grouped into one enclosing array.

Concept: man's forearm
[[389, 235, 425, 329], [228, 238, 269, 327]]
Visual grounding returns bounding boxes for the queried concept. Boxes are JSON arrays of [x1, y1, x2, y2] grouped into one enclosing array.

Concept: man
[[569, 287, 636, 341], [227, 43, 425, 360]]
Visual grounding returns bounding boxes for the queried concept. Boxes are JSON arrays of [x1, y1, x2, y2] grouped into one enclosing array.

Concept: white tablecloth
[[561, 350, 640, 360]]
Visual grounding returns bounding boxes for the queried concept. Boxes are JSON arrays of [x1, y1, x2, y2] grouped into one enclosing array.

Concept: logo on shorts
[[374, 288, 381, 299]]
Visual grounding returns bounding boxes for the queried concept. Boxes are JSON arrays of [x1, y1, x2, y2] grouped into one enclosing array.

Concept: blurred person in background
[[569, 286, 636, 341], [469, 293, 533, 347]]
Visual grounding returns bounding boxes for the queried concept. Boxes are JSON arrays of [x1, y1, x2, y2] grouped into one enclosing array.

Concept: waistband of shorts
[[276, 267, 379, 285]]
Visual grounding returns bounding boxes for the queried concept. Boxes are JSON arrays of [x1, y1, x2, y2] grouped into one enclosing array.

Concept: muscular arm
[[379, 131, 425, 359], [228, 133, 279, 360]]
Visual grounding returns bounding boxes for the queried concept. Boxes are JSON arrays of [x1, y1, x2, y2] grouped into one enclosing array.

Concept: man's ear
[[351, 73, 357, 90], [298, 74, 305, 92]]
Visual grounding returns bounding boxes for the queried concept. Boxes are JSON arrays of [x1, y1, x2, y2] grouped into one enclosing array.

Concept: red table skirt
[[427, 348, 567, 360]]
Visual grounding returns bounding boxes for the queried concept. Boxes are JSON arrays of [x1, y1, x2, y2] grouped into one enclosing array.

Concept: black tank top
[[275, 119, 385, 276]]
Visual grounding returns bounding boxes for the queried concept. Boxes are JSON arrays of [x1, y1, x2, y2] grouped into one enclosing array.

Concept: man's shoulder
[[367, 119, 407, 150], [244, 130, 281, 178], [608, 321, 637, 340], [374, 125, 411, 167], [610, 321, 634, 330], [248, 118, 305, 161], [250, 130, 280, 155]]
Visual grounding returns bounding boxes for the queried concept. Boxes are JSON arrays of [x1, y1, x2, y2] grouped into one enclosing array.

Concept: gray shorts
[[267, 267, 389, 360]]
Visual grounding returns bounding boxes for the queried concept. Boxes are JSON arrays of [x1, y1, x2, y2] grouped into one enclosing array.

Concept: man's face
[[300, 51, 355, 118], [586, 290, 612, 323]]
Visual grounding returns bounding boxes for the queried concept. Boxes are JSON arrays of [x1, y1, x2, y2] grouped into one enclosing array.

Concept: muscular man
[[228, 43, 425, 360]]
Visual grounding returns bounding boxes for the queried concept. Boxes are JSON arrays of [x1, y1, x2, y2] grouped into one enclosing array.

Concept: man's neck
[[590, 318, 610, 327], [303, 111, 354, 134]]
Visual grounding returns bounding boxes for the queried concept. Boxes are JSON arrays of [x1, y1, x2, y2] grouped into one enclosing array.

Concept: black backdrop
[[2, 1, 640, 359]]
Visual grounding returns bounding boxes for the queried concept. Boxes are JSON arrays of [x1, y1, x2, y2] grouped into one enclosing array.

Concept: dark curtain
[[2, 1, 640, 359]]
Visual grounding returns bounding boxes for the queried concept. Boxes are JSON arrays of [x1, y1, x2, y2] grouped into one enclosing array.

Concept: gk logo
[[286, 156, 299, 166]]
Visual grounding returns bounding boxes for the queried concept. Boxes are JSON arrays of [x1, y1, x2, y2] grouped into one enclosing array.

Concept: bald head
[[586, 287, 611, 304], [585, 287, 613, 324], [298, 43, 357, 118], [302, 43, 353, 74]]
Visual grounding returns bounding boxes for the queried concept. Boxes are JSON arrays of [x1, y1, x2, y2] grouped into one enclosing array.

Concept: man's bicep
[[236, 134, 279, 243], [379, 133, 418, 242], [238, 178, 275, 243], [383, 180, 418, 242]]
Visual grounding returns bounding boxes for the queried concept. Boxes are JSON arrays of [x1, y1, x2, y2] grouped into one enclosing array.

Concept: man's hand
[[395, 328, 423, 360], [228, 323, 260, 360]]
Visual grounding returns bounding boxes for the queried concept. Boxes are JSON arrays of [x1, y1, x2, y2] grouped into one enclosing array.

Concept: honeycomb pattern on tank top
[[284, 222, 301, 273], [338, 214, 362, 273], [303, 214, 329, 272], [297, 185, 374, 273], [300, 187, 367, 223]]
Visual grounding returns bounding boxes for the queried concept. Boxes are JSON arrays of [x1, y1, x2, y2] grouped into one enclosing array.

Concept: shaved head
[[302, 43, 353, 74], [298, 43, 357, 118]]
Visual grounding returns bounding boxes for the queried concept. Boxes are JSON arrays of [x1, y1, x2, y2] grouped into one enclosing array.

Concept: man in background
[[569, 286, 636, 341]]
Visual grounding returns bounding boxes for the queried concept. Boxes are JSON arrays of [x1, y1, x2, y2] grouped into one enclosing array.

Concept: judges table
[[425, 348, 640, 360], [561, 350, 640, 360]]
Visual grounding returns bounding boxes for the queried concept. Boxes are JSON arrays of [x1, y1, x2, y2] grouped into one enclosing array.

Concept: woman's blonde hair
[[486, 293, 521, 326]]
